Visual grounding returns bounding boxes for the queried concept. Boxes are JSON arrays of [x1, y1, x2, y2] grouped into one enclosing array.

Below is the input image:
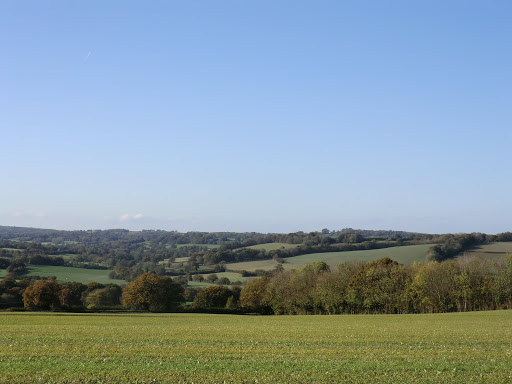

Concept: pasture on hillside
[[187, 272, 249, 288], [0, 311, 511, 383], [244, 243, 300, 251], [226, 243, 433, 272], [25, 266, 126, 285], [466, 242, 512, 260], [176, 243, 220, 249]]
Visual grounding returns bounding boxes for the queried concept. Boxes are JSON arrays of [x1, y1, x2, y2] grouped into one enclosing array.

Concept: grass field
[[0, 269, 6, 278], [227, 244, 433, 272], [48, 253, 77, 260], [176, 243, 220, 249], [467, 242, 512, 260], [0, 311, 511, 383], [244, 242, 300, 251], [188, 272, 249, 288], [25, 266, 126, 285]]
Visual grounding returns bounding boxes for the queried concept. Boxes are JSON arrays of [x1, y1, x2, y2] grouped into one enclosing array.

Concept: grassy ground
[[176, 243, 220, 249], [48, 253, 77, 260], [0, 311, 511, 383], [24, 266, 126, 285], [0, 269, 6, 278], [227, 244, 433, 272], [466, 242, 512, 260], [188, 272, 249, 288], [244, 243, 300, 251]]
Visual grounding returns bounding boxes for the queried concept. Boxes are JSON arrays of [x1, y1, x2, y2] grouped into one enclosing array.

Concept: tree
[[122, 273, 184, 312], [313, 261, 362, 314], [85, 285, 122, 309], [410, 261, 458, 313], [23, 280, 61, 311], [217, 277, 231, 285], [59, 282, 87, 309], [346, 258, 411, 314], [494, 254, 512, 309], [240, 275, 272, 314], [192, 286, 233, 309], [206, 274, 218, 283]]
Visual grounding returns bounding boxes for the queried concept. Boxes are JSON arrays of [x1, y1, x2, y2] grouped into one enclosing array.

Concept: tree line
[[3, 252, 512, 316], [2, 226, 510, 286], [239, 254, 512, 315]]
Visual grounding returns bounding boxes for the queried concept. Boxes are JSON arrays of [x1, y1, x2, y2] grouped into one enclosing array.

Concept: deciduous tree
[[122, 273, 184, 312]]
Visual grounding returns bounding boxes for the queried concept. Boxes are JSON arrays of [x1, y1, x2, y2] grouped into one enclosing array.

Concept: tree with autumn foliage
[[23, 280, 61, 311], [122, 273, 184, 312]]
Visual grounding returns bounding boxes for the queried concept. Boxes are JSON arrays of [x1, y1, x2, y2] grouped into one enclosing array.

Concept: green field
[[0, 269, 6, 278], [227, 244, 433, 272], [174, 257, 190, 263], [188, 272, 249, 288], [48, 253, 77, 260], [244, 242, 300, 251], [1, 311, 511, 383], [176, 243, 220, 249], [467, 242, 512, 259], [25, 266, 126, 285]]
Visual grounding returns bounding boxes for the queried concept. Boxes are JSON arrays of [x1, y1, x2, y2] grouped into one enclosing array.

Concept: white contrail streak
[[84, 50, 92, 62]]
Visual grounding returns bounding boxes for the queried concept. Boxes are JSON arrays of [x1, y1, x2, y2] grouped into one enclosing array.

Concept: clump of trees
[[10, 273, 185, 312], [239, 255, 512, 315], [122, 273, 184, 312], [20, 280, 124, 311], [426, 233, 487, 262]]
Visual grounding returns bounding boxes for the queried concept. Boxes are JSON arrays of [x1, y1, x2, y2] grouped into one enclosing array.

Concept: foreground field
[[227, 243, 433, 272], [1, 311, 511, 383]]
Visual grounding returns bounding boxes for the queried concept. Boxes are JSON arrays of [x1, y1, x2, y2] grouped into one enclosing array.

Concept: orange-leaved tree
[[122, 273, 184, 312]]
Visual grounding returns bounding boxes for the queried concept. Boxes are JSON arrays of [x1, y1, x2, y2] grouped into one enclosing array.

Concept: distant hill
[[335, 228, 429, 238], [0, 226, 57, 234]]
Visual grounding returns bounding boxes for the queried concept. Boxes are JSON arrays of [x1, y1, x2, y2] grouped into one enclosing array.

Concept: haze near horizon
[[2, 1, 511, 234]]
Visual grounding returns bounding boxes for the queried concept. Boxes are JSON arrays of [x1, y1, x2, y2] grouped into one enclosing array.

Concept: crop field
[[48, 253, 78, 260], [467, 242, 512, 260], [244, 243, 300, 251], [227, 244, 433, 272], [0, 311, 511, 383], [176, 243, 220, 249], [187, 272, 250, 288], [25, 266, 126, 285]]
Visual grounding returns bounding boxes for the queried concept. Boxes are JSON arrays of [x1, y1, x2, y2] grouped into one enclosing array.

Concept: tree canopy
[[122, 273, 184, 312]]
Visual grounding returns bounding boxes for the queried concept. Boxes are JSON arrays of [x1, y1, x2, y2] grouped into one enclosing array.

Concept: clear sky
[[2, 1, 511, 234]]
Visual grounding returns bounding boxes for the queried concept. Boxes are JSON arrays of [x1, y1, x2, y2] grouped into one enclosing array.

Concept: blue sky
[[2, 1, 511, 234]]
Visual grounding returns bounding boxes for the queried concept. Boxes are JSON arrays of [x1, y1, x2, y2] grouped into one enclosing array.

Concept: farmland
[[176, 243, 220, 249], [226, 243, 433, 272], [187, 272, 249, 288], [24, 265, 125, 285], [466, 242, 512, 259], [0, 311, 511, 383], [245, 242, 300, 251]]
